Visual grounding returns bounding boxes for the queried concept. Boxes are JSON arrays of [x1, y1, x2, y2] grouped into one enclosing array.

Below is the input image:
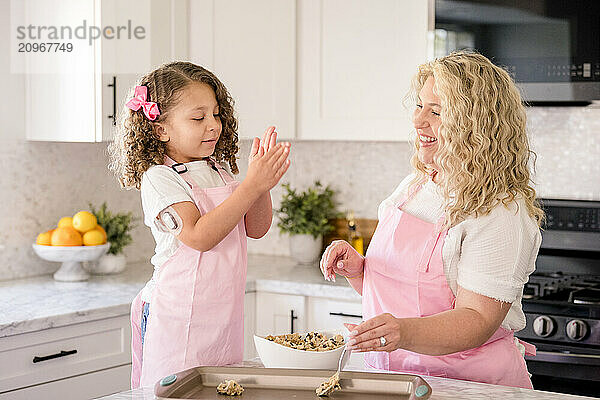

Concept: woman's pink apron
[[132, 157, 247, 388], [362, 182, 535, 388]]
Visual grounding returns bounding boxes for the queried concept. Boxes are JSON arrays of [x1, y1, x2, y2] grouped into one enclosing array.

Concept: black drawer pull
[[290, 310, 298, 334], [330, 312, 362, 319], [33, 349, 77, 363]]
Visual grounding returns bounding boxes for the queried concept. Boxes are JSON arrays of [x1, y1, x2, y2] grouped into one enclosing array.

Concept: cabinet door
[[21, 0, 97, 142], [243, 292, 257, 360], [297, 0, 429, 141], [255, 292, 306, 336], [189, 0, 295, 140]]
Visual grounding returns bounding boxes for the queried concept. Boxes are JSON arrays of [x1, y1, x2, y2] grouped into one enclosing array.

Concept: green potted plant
[[276, 181, 342, 264], [86, 202, 136, 274]]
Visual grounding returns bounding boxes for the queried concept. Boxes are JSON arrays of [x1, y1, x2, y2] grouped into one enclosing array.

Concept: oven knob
[[533, 316, 555, 337], [566, 319, 588, 341]]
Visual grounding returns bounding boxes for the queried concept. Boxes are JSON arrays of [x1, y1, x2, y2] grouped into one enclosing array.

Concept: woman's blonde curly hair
[[409, 51, 544, 228], [108, 61, 239, 190]]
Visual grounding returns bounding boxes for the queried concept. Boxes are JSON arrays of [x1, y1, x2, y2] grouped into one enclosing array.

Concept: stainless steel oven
[[434, 0, 600, 103], [515, 199, 600, 397]]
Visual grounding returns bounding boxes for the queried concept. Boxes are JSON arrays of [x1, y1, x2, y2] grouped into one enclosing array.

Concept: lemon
[[96, 225, 108, 242], [36, 230, 54, 246], [72, 211, 97, 233], [83, 229, 105, 246], [57, 217, 73, 228]]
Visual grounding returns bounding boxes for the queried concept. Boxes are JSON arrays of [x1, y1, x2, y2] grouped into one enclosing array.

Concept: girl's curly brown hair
[[108, 61, 239, 190]]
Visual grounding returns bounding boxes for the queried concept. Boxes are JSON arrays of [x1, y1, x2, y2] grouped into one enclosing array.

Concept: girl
[[108, 61, 291, 388], [320, 52, 542, 388]]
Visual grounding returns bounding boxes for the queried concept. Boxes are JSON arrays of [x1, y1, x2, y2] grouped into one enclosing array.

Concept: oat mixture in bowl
[[265, 332, 345, 352]]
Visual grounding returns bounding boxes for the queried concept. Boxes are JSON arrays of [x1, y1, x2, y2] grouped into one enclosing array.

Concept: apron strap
[[517, 338, 537, 356], [395, 176, 428, 209], [163, 155, 232, 188], [203, 158, 235, 184]]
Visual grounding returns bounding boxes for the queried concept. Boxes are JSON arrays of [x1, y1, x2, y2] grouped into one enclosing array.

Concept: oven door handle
[[528, 350, 600, 366]]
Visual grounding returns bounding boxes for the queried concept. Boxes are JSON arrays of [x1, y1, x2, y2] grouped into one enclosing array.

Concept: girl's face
[[413, 76, 442, 172], [157, 82, 222, 162]]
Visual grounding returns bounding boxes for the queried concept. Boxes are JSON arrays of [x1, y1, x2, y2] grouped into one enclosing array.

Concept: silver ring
[[379, 336, 387, 347]]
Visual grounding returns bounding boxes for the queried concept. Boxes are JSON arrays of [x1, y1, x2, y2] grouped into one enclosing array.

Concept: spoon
[[337, 343, 351, 375]]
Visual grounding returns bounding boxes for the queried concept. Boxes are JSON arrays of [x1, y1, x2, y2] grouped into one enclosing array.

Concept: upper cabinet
[[297, 0, 430, 141], [188, 0, 296, 140], [22, 0, 188, 142], [23, 0, 430, 142], [188, 0, 430, 141]]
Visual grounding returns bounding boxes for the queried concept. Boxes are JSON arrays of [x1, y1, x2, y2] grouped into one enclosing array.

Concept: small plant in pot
[[276, 181, 342, 264], [87, 202, 135, 274]]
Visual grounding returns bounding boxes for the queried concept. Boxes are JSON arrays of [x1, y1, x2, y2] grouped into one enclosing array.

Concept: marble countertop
[[0, 254, 358, 338], [97, 361, 594, 400]]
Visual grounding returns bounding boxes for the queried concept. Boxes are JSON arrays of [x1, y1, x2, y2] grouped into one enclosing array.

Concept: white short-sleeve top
[[378, 173, 541, 331], [139, 160, 232, 303]]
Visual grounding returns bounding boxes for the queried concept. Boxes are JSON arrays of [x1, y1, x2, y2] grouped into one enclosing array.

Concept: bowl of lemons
[[33, 211, 109, 282]]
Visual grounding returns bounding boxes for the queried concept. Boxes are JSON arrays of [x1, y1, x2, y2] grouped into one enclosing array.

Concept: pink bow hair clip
[[126, 85, 160, 121]]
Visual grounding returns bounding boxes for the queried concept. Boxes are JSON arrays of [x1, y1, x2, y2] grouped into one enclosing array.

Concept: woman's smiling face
[[413, 76, 442, 171]]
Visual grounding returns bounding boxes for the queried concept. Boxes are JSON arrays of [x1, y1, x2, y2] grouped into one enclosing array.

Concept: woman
[[320, 51, 543, 388]]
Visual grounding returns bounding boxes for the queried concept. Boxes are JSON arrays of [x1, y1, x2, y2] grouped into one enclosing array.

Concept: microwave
[[434, 0, 600, 104]]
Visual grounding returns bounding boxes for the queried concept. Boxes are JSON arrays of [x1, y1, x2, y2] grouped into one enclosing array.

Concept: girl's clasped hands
[[245, 126, 291, 194]]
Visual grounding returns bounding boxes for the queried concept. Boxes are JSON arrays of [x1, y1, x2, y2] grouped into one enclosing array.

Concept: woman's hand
[[320, 240, 364, 282], [244, 126, 290, 194], [345, 314, 404, 353]]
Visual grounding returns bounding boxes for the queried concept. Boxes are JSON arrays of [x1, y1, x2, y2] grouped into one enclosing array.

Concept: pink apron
[[362, 181, 535, 388], [130, 291, 144, 388], [136, 157, 247, 388]]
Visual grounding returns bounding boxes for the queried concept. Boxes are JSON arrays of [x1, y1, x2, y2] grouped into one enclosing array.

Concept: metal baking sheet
[[154, 366, 432, 399]]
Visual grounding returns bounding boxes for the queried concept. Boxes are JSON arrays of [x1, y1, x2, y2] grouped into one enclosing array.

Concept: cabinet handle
[[330, 312, 362, 319], [32, 349, 77, 363], [290, 309, 298, 334], [107, 76, 117, 126]]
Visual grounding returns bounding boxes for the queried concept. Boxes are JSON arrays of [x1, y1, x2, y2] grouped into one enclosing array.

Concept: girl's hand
[[249, 126, 280, 164], [245, 141, 290, 194], [320, 240, 364, 282], [344, 314, 403, 353]]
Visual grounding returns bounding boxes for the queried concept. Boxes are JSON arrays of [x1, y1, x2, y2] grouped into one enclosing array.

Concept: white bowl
[[254, 330, 349, 370], [32, 243, 110, 282]]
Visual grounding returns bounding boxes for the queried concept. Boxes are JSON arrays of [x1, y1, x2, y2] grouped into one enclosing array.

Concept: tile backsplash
[[1, 104, 599, 281]]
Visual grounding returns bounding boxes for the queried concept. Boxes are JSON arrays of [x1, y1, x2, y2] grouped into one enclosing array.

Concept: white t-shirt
[[378, 173, 541, 331], [139, 160, 233, 303]]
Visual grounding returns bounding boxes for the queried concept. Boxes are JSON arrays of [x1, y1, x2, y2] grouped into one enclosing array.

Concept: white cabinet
[[306, 297, 363, 332], [0, 314, 131, 399], [21, 0, 188, 142], [297, 0, 430, 141], [255, 292, 306, 337], [188, 0, 296, 140], [243, 292, 257, 360], [3, 364, 130, 400]]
